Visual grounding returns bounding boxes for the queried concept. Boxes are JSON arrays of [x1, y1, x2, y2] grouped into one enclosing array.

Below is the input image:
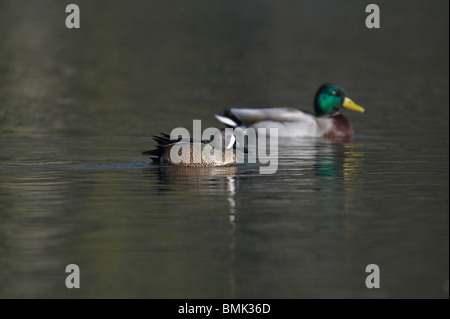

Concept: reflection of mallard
[[316, 152, 344, 178], [215, 84, 365, 138], [143, 130, 246, 167], [316, 145, 364, 181], [342, 151, 364, 182], [314, 143, 364, 223]]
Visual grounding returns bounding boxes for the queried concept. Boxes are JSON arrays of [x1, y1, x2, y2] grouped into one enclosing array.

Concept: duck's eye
[[331, 90, 337, 95]]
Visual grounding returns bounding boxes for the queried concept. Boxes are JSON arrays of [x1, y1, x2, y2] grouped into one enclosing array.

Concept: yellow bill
[[343, 97, 365, 113]]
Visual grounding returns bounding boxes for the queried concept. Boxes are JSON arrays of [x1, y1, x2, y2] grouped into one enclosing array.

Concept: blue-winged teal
[[143, 130, 244, 167]]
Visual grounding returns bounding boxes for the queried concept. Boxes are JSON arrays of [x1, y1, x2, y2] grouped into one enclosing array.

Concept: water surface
[[0, 0, 448, 298]]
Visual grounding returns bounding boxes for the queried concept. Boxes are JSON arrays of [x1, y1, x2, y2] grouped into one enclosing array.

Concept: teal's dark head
[[314, 83, 365, 116]]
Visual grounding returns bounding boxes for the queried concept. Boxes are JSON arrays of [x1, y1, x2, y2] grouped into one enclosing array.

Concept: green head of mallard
[[314, 84, 365, 116]]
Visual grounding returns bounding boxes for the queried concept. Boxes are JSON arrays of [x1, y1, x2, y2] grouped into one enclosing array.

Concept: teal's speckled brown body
[[162, 142, 236, 167], [143, 133, 236, 167]]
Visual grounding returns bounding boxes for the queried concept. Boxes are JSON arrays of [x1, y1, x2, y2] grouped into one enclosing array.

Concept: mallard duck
[[143, 130, 243, 167], [215, 84, 365, 138]]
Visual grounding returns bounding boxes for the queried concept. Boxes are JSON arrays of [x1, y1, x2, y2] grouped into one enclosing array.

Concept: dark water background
[[0, 0, 448, 298]]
